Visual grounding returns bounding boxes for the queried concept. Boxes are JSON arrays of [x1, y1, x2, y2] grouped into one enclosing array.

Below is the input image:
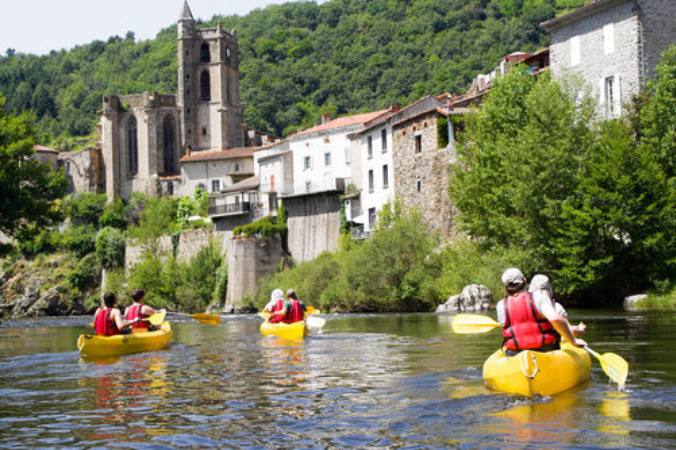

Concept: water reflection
[[0, 313, 674, 448]]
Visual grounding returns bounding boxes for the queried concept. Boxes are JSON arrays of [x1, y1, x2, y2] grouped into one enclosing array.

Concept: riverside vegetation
[[245, 47, 675, 311]]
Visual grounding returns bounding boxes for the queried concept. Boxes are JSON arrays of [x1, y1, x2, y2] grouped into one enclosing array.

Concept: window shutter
[[613, 74, 622, 117], [598, 77, 606, 112]]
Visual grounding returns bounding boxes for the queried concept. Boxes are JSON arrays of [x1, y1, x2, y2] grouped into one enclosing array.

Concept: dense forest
[[0, 0, 582, 144]]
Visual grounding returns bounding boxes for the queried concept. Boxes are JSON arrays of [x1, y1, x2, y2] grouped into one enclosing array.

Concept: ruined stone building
[[541, 0, 676, 118], [100, 1, 248, 201]]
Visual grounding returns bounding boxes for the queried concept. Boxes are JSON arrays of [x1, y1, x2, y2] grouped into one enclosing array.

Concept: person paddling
[[496, 268, 586, 356], [276, 289, 306, 324], [92, 292, 136, 336], [124, 289, 157, 332], [529, 274, 586, 337], [264, 289, 286, 323]]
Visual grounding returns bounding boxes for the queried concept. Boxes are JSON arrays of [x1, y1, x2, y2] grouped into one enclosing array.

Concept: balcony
[[208, 198, 251, 217], [350, 225, 371, 241]]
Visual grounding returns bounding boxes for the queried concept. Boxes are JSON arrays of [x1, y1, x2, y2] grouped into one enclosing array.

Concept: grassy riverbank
[[631, 287, 676, 311]]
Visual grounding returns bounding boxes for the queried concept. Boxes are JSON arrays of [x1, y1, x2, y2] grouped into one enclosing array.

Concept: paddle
[[451, 314, 630, 388], [451, 313, 500, 334], [144, 309, 166, 326], [584, 347, 629, 389]]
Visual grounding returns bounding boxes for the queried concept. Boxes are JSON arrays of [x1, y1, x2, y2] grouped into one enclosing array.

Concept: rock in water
[[436, 284, 493, 312]]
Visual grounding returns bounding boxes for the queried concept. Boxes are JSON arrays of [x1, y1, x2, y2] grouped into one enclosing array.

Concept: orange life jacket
[[94, 307, 120, 336], [125, 303, 149, 330], [502, 291, 560, 351], [282, 300, 304, 324]]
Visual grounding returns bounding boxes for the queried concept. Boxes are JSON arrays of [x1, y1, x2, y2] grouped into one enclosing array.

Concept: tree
[[0, 95, 66, 237]]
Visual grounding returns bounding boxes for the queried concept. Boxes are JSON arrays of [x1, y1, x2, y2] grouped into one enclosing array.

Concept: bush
[[233, 216, 286, 238], [127, 251, 178, 309], [95, 227, 126, 269], [62, 193, 107, 227], [175, 243, 224, 311], [128, 196, 179, 254], [67, 253, 100, 291], [100, 198, 127, 229], [16, 225, 61, 256], [62, 224, 97, 257]]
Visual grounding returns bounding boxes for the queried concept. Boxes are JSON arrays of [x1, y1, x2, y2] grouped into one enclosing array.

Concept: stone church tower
[[100, 1, 246, 201], [178, 1, 244, 152]]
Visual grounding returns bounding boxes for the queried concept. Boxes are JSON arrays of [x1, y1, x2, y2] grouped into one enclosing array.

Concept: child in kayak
[[268, 289, 306, 324], [92, 292, 137, 336], [124, 289, 157, 332], [529, 274, 586, 337]]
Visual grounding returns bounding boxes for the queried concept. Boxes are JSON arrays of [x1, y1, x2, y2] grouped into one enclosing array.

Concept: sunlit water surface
[[0, 311, 674, 448]]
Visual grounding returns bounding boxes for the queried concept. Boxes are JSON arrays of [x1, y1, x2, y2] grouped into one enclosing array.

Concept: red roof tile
[[33, 145, 58, 153], [180, 147, 254, 162], [293, 109, 390, 137]]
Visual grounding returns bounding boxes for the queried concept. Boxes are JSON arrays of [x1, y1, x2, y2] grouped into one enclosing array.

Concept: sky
[[0, 0, 313, 55]]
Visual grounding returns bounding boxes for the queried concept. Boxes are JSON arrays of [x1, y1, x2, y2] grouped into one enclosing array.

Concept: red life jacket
[[268, 299, 286, 323], [125, 303, 149, 330], [283, 300, 304, 324], [502, 291, 560, 351], [94, 307, 120, 336]]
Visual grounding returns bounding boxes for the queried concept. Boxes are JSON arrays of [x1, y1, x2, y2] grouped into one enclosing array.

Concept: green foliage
[[127, 251, 178, 309], [128, 196, 179, 253], [175, 243, 225, 311], [0, 95, 67, 237], [62, 193, 107, 226], [100, 198, 127, 229], [437, 116, 449, 148], [0, 1, 570, 140], [15, 225, 61, 256], [95, 227, 126, 270], [245, 201, 441, 312], [233, 215, 286, 238], [61, 224, 97, 257], [450, 52, 676, 301], [66, 253, 100, 291]]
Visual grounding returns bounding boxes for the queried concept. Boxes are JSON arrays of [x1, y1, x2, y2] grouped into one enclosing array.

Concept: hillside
[[0, 0, 581, 142]]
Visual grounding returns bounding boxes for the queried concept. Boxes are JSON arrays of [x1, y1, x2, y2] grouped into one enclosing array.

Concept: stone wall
[[176, 228, 226, 262], [225, 236, 286, 311], [641, 0, 676, 80], [392, 110, 455, 237], [59, 148, 103, 194], [284, 191, 341, 263]]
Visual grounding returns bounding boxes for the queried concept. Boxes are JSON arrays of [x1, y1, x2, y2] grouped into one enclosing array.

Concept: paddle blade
[[306, 306, 321, 315], [258, 312, 271, 320], [148, 309, 166, 326], [191, 313, 221, 324], [599, 352, 629, 388], [451, 314, 501, 334]]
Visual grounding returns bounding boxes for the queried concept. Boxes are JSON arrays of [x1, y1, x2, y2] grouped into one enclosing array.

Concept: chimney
[[389, 103, 401, 112], [321, 113, 331, 124], [186, 145, 192, 157]]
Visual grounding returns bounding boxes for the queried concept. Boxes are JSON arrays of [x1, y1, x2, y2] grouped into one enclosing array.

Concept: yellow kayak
[[77, 322, 172, 358], [259, 320, 305, 339], [483, 341, 591, 397]]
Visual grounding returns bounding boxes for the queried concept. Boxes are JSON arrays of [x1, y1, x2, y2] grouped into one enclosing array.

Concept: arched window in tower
[[200, 70, 211, 102], [163, 116, 176, 174], [127, 115, 138, 175], [200, 42, 210, 63]]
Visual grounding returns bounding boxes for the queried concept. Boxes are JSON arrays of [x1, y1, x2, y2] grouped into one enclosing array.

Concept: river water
[[0, 310, 674, 449]]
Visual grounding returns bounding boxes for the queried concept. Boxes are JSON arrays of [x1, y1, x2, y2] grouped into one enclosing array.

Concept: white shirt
[[496, 289, 558, 326]]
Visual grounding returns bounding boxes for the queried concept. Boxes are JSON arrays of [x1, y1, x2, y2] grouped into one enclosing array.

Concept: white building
[[253, 140, 292, 217], [179, 148, 254, 196], [287, 110, 391, 197], [348, 108, 400, 235]]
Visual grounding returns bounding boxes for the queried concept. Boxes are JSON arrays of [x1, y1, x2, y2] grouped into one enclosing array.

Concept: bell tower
[[177, 0, 244, 152]]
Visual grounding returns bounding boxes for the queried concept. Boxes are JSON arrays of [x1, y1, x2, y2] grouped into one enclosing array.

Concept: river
[[0, 310, 674, 448]]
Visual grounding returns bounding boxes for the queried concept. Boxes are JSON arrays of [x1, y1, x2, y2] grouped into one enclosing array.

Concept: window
[[234, 162, 240, 172], [603, 24, 614, 55], [570, 36, 580, 67], [417, 180, 422, 192], [381, 128, 387, 152], [212, 179, 220, 193], [345, 147, 351, 165], [324, 152, 331, 166], [305, 180, 312, 192], [200, 70, 210, 101], [368, 207, 376, 229], [415, 135, 422, 154], [197, 183, 206, 192], [368, 169, 374, 193], [64, 161, 71, 173], [604, 75, 615, 117], [304, 156, 312, 170], [200, 42, 211, 63], [163, 116, 176, 174], [382, 164, 389, 189], [367, 136, 373, 159], [127, 116, 138, 175]]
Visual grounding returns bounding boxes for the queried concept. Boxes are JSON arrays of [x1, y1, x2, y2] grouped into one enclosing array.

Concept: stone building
[[58, 148, 104, 194], [391, 95, 461, 238], [541, 0, 676, 118], [100, 1, 247, 201]]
